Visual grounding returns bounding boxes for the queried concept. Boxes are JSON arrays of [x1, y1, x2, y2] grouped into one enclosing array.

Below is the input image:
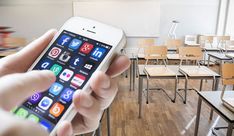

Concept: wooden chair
[[199, 35, 214, 48], [220, 63, 234, 108], [3, 37, 27, 47], [165, 39, 183, 52], [137, 38, 155, 57], [212, 63, 234, 135], [184, 35, 198, 46], [216, 36, 230, 52], [178, 47, 203, 66], [144, 45, 168, 66]]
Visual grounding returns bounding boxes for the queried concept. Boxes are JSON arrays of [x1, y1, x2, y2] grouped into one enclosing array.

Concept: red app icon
[[49, 103, 64, 117], [71, 74, 86, 87], [80, 42, 94, 54], [48, 47, 61, 58]]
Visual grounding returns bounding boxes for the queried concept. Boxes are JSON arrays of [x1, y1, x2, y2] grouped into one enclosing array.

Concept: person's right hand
[[0, 70, 56, 136]]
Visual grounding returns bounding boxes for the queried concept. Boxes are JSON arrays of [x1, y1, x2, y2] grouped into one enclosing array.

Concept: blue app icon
[[91, 47, 107, 60], [70, 56, 84, 67], [40, 120, 52, 132], [49, 82, 63, 96], [57, 35, 71, 46], [60, 88, 74, 102], [38, 96, 53, 110], [39, 59, 52, 70], [69, 39, 82, 50]]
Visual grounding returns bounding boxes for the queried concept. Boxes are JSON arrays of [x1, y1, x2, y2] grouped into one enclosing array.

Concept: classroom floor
[[95, 64, 234, 136]]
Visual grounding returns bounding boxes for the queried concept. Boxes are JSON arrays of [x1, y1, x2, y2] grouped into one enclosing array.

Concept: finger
[[56, 121, 73, 136], [90, 72, 118, 108], [0, 70, 55, 111], [0, 29, 57, 76], [72, 91, 102, 135], [106, 55, 130, 77], [0, 110, 48, 136]]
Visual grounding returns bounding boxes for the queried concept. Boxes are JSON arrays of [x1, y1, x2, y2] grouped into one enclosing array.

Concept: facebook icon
[[57, 35, 71, 46], [91, 47, 106, 61]]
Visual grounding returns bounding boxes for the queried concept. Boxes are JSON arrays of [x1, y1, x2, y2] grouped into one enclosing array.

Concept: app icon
[[69, 39, 82, 50], [28, 114, 39, 123], [48, 47, 61, 58], [15, 108, 28, 118], [91, 47, 107, 60], [59, 51, 71, 62], [38, 96, 53, 110], [70, 56, 84, 67], [59, 69, 74, 81], [49, 103, 64, 117], [57, 35, 71, 46], [40, 120, 52, 132], [29, 93, 42, 104], [39, 59, 52, 69], [50, 64, 62, 76], [60, 88, 74, 102], [83, 61, 95, 72], [79, 42, 94, 54], [71, 74, 86, 87], [49, 82, 63, 96]]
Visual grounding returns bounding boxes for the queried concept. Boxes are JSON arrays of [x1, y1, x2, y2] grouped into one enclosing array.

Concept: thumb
[[0, 70, 55, 111]]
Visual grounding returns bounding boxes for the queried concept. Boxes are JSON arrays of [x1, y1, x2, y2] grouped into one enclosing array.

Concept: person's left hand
[[0, 29, 130, 136]]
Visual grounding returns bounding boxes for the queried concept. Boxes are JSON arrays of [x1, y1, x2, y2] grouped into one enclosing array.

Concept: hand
[[0, 29, 130, 136]]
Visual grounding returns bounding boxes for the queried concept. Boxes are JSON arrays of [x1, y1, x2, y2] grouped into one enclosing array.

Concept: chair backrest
[[184, 35, 197, 45], [138, 38, 155, 55], [165, 39, 183, 49], [178, 47, 203, 61], [138, 38, 155, 47], [222, 63, 234, 85], [216, 36, 230, 49], [144, 45, 167, 60], [3, 37, 27, 47], [199, 35, 214, 48], [227, 40, 234, 49]]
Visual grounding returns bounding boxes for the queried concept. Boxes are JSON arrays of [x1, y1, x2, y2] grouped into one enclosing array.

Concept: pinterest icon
[[48, 47, 62, 58]]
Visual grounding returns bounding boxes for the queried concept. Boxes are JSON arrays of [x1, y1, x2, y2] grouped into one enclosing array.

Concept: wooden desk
[[179, 66, 220, 104], [195, 91, 234, 136], [207, 52, 232, 74], [167, 54, 180, 60], [226, 53, 234, 61], [138, 65, 185, 118]]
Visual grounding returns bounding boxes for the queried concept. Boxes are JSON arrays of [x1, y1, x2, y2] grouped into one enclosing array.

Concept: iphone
[[13, 17, 126, 135]]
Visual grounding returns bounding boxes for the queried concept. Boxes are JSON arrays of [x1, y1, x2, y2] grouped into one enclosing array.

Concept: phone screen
[[13, 30, 112, 132]]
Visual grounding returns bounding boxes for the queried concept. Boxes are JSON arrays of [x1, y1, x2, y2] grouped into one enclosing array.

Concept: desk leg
[[209, 78, 216, 120], [173, 78, 177, 102], [207, 55, 211, 68], [194, 97, 202, 136], [227, 123, 233, 136], [184, 78, 188, 104], [138, 76, 143, 118], [106, 108, 111, 136], [129, 60, 133, 91], [199, 79, 203, 91], [133, 59, 136, 91]]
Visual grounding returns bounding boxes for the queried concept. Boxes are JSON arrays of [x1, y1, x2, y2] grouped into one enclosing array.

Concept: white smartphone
[[13, 17, 126, 135]]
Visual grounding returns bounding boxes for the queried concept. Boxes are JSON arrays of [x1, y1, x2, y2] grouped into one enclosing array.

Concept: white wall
[[0, 0, 219, 46], [226, 0, 234, 38]]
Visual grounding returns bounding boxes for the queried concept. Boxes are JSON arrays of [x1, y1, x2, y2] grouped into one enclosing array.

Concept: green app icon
[[16, 108, 28, 118], [28, 114, 39, 123], [50, 64, 62, 76]]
